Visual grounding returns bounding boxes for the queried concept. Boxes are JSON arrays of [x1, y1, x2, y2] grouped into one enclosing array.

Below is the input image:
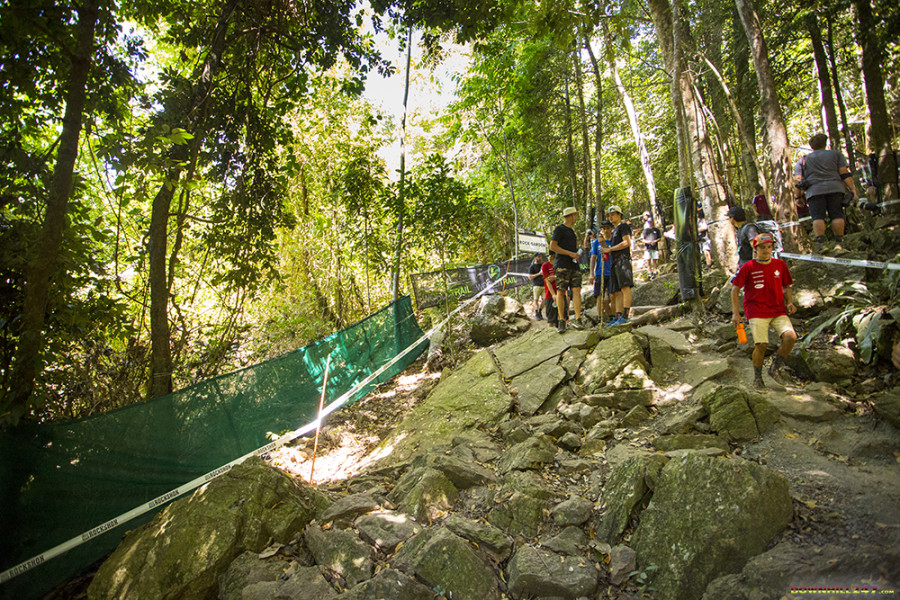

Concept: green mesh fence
[[0, 296, 427, 600]]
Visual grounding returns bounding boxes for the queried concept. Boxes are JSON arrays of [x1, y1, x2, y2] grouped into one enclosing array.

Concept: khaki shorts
[[532, 286, 544, 303], [749, 315, 795, 344]]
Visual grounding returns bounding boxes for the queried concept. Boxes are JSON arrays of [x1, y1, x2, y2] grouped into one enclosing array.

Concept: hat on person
[[726, 205, 747, 221], [533, 252, 543, 258], [751, 232, 776, 247], [606, 205, 623, 215], [562, 206, 578, 217], [600, 219, 614, 228]]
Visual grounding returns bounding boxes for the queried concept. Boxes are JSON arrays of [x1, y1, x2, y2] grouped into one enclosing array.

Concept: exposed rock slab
[[338, 568, 434, 600], [632, 454, 793, 600], [387, 467, 457, 523], [636, 325, 692, 354], [304, 524, 374, 588], [766, 393, 843, 422], [511, 362, 567, 416], [507, 545, 598, 599], [87, 458, 329, 600], [355, 511, 420, 553], [494, 327, 575, 379], [373, 350, 512, 465], [594, 454, 668, 544], [579, 333, 647, 393], [394, 528, 499, 600]]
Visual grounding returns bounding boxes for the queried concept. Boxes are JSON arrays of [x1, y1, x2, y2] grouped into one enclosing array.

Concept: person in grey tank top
[[792, 133, 858, 252]]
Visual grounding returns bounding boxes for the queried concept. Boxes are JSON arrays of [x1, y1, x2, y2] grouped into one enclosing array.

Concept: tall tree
[[735, 0, 798, 248], [648, 0, 692, 187], [3, 0, 100, 423], [672, 0, 734, 263], [805, 12, 841, 151], [853, 0, 898, 200], [601, 22, 667, 260]]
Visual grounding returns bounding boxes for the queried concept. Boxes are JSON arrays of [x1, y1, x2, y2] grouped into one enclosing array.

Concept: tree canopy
[[1, 0, 898, 424]]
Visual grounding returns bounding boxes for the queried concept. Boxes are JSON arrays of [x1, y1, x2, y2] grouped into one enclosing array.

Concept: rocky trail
[[74, 275, 900, 600]]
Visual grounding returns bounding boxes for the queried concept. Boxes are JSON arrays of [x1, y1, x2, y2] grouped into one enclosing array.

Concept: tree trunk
[[563, 56, 578, 207], [603, 22, 668, 260], [648, 0, 692, 187], [573, 48, 593, 217], [701, 54, 763, 204], [732, 8, 764, 199], [673, 0, 733, 266], [583, 34, 604, 217], [853, 0, 898, 201], [806, 13, 841, 152], [391, 26, 413, 300], [825, 21, 855, 171], [4, 0, 99, 423], [147, 0, 237, 398], [735, 0, 797, 249]]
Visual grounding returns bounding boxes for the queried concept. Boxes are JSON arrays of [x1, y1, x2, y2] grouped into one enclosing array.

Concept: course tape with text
[[780, 252, 900, 271], [0, 276, 507, 585]]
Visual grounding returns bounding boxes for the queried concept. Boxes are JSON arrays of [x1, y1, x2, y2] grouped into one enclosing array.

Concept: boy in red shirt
[[541, 251, 560, 324], [730, 232, 798, 389]]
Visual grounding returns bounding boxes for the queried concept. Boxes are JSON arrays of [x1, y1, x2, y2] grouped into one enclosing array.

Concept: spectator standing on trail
[[541, 251, 559, 324], [600, 205, 633, 326], [751, 187, 773, 220], [641, 217, 662, 279], [528, 253, 545, 320], [697, 205, 713, 270], [730, 232, 797, 390], [793, 133, 858, 252], [590, 220, 614, 321], [549, 207, 586, 331], [727, 205, 759, 271]]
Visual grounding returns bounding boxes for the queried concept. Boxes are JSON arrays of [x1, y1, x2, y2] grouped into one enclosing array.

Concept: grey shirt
[[793, 149, 848, 198]]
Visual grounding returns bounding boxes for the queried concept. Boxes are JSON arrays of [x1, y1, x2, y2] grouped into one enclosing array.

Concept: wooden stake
[[309, 355, 332, 485]]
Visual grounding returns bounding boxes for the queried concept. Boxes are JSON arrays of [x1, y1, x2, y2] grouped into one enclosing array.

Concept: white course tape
[[780, 252, 900, 271], [0, 277, 508, 585]]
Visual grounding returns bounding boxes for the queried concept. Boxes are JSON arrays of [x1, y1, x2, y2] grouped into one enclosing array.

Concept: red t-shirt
[[541, 261, 557, 299], [732, 258, 793, 319]]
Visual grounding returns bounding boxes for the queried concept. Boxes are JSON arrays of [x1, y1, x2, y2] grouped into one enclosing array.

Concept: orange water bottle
[[735, 322, 748, 344]]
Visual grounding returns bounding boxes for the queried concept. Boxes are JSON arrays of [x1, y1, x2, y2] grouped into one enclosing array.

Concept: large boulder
[[631, 272, 680, 307], [373, 350, 513, 465], [393, 528, 500, 600], [702, 385, 779, 443], [470, 295, 530, 346], [593, 454, 669, 544], [579, 333, 647, 393], [507, 545, 598, 599], [788, 258, 867, 316], [387, 467, 458, 523], [805, 345, 858, 384], [87, 458, 329, 600], [304, 524, 375, 588], [631, 454, 793, 600]]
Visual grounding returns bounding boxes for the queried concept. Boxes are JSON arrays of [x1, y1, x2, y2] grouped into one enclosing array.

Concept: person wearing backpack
[[727, 205, 759, 271], [793, 133, 858, 252]]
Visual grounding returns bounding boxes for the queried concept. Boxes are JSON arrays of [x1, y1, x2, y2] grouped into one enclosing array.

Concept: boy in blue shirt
[[589, 220, 614, 322]]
